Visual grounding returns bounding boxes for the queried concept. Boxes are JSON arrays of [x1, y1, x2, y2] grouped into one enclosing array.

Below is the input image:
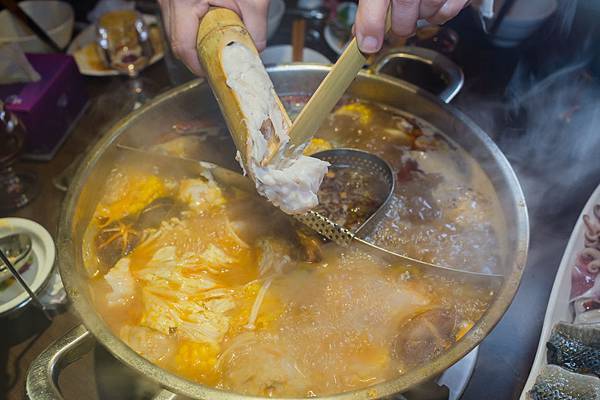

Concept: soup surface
[[84, 100, 503, 397]]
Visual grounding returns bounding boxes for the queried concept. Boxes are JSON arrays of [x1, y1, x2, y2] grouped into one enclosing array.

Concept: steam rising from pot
[[455, 10, 600, 226]]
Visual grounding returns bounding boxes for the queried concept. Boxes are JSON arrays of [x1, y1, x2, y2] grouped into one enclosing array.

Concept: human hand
[[355, 0, 470, 53], [158, 0, 270, 75]]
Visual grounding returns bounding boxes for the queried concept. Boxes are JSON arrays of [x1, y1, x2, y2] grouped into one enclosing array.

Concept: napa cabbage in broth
[[84, 100, 501, 397]]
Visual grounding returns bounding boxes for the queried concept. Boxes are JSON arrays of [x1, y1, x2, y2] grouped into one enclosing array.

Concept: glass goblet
[[0, 110, 38, 212], [96, 10, 156, 109]]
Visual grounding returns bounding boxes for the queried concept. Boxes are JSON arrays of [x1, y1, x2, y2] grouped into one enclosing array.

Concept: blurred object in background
[[0, 0, 74, 53], [471, 0, 559, 47], [0, 106, 38, 212], [53, 78, 156, 192], [133, 0, 195, 86], [577, 1, 600, 78], [288, 1, 329, 23], [268, 0, 285, 42], [372, 47, 463, 102], [323, 2, 457, 56], [0, 0, 62, 52], [288, 0, 329, 51], [471, 0, 495, 21], [156, 15, 194, 86], [87, 0, 134, 23], [261, 45, 331, 65], [0, 43, 40, 84], [156, 0, 286, 86], [298, 0, 325, 9], [0, 53, 88, 160], [292, 18, 306, 62], [95, 9, 156, 108], [408, 26, 459, 54], [323, 1, 356, 54], [68, 12, 163, 77], [96, 9, 153, 76], [389, 25, 460, 55]]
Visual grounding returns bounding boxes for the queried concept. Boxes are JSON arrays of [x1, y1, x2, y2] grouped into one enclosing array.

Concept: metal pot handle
[[368, 46, 464, 103], [26, 324, 180, 400], [23, 325, 425, 400], [151, 389, 179, 399], [26, 324, 95, 400]]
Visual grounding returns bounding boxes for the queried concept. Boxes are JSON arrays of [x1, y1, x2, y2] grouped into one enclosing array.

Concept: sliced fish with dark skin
[[529, 365, 600, 400], [546, 322, 600, 376]]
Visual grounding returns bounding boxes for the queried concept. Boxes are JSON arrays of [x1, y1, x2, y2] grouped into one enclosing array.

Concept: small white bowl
[[472, 0, 558, 48], [260, 45, 331, 66], [0, 0, 74, 53], [267, 0, 285, 41]]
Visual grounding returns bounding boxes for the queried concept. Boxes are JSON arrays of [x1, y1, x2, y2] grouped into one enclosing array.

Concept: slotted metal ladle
[[117, 144, 502, 284]]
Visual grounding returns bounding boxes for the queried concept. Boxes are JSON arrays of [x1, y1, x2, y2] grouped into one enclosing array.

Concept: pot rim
[[58, 66, 529, 400]]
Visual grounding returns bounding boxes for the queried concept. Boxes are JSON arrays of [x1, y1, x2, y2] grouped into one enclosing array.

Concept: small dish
[[67, 14, 164, 77], [0, 0, 74, 53], [0, 234, 33, 285], [0, 218, 55, 317], [260, 45, 331, 66]]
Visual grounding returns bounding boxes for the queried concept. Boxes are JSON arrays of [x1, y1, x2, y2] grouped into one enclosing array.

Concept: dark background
[[2, 1, 600, 399]]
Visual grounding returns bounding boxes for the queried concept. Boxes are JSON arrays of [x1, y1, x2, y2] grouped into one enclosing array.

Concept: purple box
[[0, 53, 88, 160]]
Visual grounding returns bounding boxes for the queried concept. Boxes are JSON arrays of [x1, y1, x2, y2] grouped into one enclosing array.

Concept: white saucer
[[0, 218, 55, 317], [260, 45, 331, 66]]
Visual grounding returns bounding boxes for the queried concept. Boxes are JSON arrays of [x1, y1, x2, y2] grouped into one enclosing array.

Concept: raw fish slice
[[570, 204, 600, 322], [546, 322, 600, 376], [575, 309, 600, 324], [529, 365, 600, 400]]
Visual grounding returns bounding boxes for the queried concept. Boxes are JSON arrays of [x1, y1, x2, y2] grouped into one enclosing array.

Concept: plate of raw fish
[[521, 183, 600, 399]]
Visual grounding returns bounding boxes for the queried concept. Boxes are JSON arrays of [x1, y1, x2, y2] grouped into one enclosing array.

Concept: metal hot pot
[[27, 48, 529, 400]]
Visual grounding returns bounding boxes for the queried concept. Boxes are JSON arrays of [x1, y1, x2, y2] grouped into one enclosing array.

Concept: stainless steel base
[[93, 343, 478, 400], [27, 323, 478, 400]]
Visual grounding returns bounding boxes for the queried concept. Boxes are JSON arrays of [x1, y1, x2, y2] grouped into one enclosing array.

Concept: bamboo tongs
[[196, 7, 390, 162], [285, 11, 392, 154], [192, 10, 502, 285], [196, 7, 292, 169]]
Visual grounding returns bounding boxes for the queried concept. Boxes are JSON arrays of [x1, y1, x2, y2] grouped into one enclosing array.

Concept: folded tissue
[[0, 43, 41, 85]]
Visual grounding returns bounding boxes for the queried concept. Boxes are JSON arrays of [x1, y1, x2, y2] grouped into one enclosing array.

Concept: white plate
[[519, 182, 600, 399], [67, 14, 164, 77], [0, 218, 55, 317], [260, 45, 331, 65]]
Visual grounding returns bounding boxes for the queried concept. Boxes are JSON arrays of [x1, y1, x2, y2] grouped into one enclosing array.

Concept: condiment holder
[[0, 218, 63, 318]]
